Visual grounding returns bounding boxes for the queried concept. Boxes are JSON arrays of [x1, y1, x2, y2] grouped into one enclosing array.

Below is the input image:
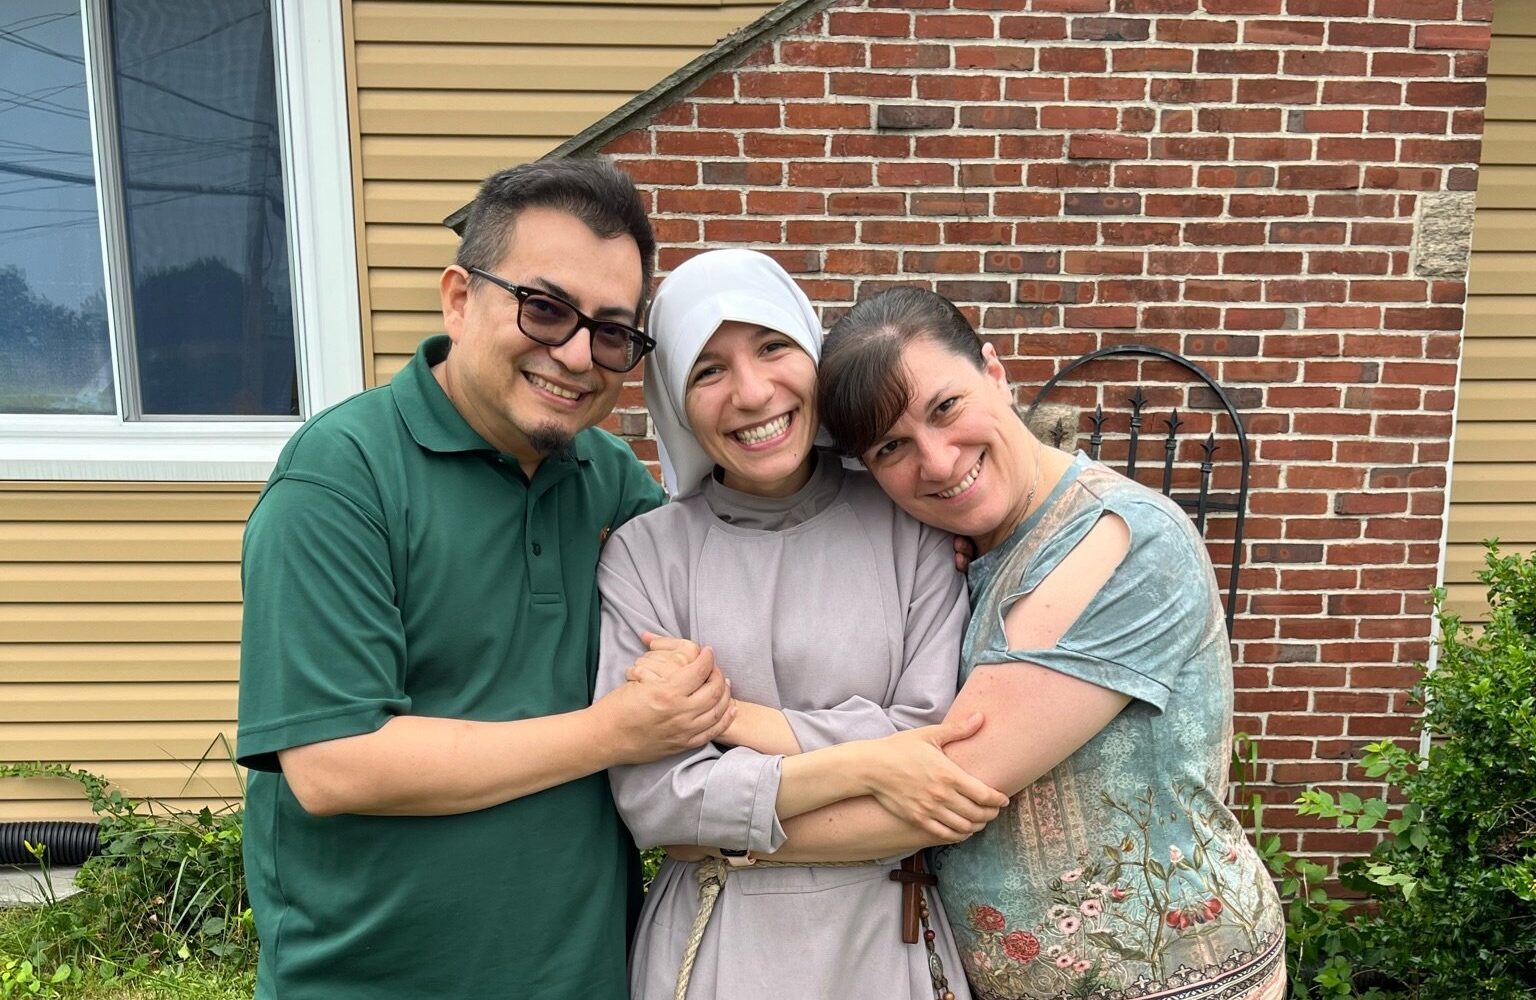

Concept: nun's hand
[[627, 632, 703, 682], [857, 713, 1009, 844], [953, 535, 977, 573]]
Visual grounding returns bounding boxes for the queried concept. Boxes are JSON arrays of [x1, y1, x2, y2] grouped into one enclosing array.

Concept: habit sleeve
[[596, 526, 787, 854]]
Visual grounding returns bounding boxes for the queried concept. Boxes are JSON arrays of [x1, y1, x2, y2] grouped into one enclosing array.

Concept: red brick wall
[[596, 0, 1492, 858]]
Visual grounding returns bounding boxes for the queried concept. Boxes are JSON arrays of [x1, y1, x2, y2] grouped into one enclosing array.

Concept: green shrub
[[0, 750, 254, 994], [1243, 541, 1536, 998]]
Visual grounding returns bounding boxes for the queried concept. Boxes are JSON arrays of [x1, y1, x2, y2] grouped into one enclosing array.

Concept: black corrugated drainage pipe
[[0, 822, 102, 866]]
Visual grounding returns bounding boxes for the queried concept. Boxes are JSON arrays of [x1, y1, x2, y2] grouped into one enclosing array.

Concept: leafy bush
[[1242, 542, 1536, 999], [0, 753, 255, 995]]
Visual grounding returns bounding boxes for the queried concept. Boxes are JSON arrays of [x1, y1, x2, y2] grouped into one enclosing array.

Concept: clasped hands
[[595, 631, 734, 765], [632, 632, 1007, 845]]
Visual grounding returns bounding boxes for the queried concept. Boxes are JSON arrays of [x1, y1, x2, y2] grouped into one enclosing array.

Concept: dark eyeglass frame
[[467, 266, 655, 373]]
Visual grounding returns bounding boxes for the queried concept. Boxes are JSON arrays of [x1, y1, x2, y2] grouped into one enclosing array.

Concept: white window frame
[[0, 0, 363, 482]]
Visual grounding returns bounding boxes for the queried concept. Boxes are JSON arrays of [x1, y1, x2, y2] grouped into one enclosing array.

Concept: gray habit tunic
[[596, 454, 974, 1000]]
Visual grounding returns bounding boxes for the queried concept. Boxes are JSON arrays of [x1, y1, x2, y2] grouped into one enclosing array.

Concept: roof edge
[[443, 0, 840, 235]]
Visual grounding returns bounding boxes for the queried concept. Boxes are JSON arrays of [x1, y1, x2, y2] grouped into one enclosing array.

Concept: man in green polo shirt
[[236, 160, 733, 1000]]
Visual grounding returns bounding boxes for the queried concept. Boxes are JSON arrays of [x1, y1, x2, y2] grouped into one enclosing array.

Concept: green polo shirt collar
[[393, 335, 592, 467]]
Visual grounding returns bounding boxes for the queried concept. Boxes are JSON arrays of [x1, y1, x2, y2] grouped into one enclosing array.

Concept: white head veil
[[644, 249, 824, 497]]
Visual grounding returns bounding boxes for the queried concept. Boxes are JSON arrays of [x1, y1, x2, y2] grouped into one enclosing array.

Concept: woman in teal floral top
[[769, 288, 1285, 1000]]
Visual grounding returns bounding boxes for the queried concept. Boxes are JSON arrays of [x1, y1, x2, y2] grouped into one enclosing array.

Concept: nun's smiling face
[[684, 320, 819, 498]]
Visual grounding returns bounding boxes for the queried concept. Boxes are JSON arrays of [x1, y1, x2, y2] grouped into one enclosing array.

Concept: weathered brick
[[983, 250, 1061, 273], [1414, 24, 1491, 51], [871, 43, 950, 69], [1068, 134, 1149, 160], [1114, 164, 1195, 188], [916, 74, 999, 101], [1073, 16, 1150, 41], [1064, 191, 1142, 215], [1284, 50, 1367, 76], [1246, 19, 1324, 45], [903, 251, 976, 276], [788, 161, 872, 188], [826, 192, 904, 216], [1157, 17, 1237, 43], [1146, 193, 1224, 217], [998, 14, 1069, 39], [1406, 80, 1487, 107], [910, 192, 990, 216], [746, 190, 824, 216], [1270, 222, 1348, 244], [784, 220, 854, 244], [830, 72, 913, 98], [1015, 280, 1089, 304], [860, 220, 940, 244], [782, 104, 868, 129], [1114, 47, 1195, 72], [875, 104, 953, 130], [952, 44, 1032, 71], [913, 13, 996, 38], [1069, 77, 1149, 101], [1234, 136, 1312, 161], [779, 40, 867, 68], [1252, 543, 1326, 564]]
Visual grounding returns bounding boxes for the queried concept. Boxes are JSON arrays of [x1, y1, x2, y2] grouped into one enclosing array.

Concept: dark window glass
[[0, 1, 116, 415], [113, 0, 297, 416]]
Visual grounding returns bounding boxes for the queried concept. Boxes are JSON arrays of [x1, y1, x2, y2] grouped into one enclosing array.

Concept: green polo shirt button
[[532, 542, 542, 556]]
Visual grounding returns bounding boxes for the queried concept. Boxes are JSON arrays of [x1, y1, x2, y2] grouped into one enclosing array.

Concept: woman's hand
[[856, 713, 1009, 843], [627, 632, 704, 682]]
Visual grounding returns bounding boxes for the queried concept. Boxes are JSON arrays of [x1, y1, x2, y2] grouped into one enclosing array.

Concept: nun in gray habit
[[594, 249, 974, 999]]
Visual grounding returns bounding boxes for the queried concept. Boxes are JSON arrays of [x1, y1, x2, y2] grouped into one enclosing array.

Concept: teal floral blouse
[[934, 454, 1284, 1000]]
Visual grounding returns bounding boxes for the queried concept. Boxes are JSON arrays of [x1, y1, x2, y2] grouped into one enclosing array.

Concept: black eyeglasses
[[468, 267, 655, 374]]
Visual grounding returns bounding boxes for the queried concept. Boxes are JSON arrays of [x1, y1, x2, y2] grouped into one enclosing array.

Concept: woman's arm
[[717, 700, 804, 756], [769, 514, 1136, 861]]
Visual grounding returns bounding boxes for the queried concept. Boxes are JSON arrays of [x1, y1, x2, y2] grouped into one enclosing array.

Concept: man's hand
[[595, 637, 734, 765], [855, 713, 1008, 843]]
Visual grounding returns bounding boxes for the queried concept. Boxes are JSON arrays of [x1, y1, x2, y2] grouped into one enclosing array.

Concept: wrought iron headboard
[[1024, 344, 1251, 636]]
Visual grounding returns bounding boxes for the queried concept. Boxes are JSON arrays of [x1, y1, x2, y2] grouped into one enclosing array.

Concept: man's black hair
[[455, 158, 657, 317]]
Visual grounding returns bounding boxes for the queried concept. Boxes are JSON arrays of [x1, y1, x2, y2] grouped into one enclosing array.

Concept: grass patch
[[0, 905, 251, 998], [0, 753, 255, 999]]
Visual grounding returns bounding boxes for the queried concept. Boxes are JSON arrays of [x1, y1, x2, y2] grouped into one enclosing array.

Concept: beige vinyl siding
[[0, 1, 773, 820], [0, 486, 255, 820], [1448, 5, 1536, 620], [352, 0, 777, 385]]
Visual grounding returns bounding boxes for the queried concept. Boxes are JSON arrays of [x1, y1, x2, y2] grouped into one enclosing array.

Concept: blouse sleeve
[[985, 499, 1212, 713], [782, 519, 969, 750], [595, 523, 787, 854]]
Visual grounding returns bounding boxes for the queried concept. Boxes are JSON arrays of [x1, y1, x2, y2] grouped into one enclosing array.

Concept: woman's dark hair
[[455, 158, 657, 314], [818, 287, 986, 458]]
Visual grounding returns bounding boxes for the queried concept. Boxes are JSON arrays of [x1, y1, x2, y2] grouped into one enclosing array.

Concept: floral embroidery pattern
[[946, 786, 1283, 999]]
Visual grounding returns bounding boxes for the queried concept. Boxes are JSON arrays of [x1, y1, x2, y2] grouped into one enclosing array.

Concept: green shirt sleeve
[[236, 475, 410, 772]]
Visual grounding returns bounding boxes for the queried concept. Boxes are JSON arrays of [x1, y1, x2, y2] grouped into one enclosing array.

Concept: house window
[[0, 0, 361, 480]]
